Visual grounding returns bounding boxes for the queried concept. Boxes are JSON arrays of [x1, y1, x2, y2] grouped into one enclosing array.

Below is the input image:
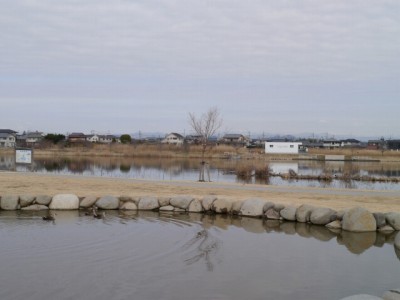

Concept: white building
[[162, 133, 184, 145], [0, 129, 17, 148], [265, 142, 302, 154], [86, 134, 100, 143]]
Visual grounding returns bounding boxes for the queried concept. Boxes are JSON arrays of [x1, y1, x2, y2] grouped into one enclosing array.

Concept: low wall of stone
[[1, 194, 400, 234]]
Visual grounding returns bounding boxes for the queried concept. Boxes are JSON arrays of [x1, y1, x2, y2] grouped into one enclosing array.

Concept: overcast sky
[[1, 0, 399, 138]]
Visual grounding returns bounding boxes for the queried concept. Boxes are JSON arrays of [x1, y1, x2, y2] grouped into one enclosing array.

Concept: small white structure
[[86, 134, 99, 143], [265, 142, 302, 154], [162, 133, 184, 145]]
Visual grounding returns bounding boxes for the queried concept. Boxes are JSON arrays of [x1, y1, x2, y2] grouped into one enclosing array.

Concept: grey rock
[[96, 195, 120, 210], [0, 195, 19, 210], [231, 200, 243, 215], [262, 201, 275, 212], [342, 207, 377, 232], [49, 194, 79, 210], [170, 195, 194, 209], [35, 195, 52, 206], [212, 198, 232, 214], [326, 220, 342, 229], [120, 201, 137, 210], [273, 204, 285, 212], [336, 209, 348, 221], [378, 225, 395, 232], [265, 208, 281, 220], [385, 212, 400, 230], [296, 204, 315, 223], [80, 196, 98, 208], [280, 206, 297, 221], [160, 205, 175, 211], [174, 208, 186, 212], [310, 207, 336, 225], [383, 288, 400, 300], [138, 196, 159, 210], [19, 195, 35, 207], [21, 204, 49, 211], [158, 197, 170, 207], [188, 199, 203, 213], [240, 198, 265, 217], [201, 196, 217, 211], [373, 212, 387, 228], [340, 295, 382, 300]]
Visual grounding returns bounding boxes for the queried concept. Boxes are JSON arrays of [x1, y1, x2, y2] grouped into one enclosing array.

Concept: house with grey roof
[[0, 129, 17, 148], [220, 134, 250, 145], [162, 133, 184, 145]]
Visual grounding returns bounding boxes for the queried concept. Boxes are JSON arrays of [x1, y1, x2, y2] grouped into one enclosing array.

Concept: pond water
[[1, 154, 400, 190], [0, 211, 399, 300]]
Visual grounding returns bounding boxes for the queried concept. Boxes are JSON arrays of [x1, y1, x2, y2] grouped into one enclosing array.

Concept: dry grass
[[28, 144, 249, 159]]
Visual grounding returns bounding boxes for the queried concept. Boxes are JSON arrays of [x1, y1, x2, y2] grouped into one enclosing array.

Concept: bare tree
[[188, 107, 223, 181]]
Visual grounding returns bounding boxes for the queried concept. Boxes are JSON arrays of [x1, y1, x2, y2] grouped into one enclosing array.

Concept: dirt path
[[1, 172, 399, 213]]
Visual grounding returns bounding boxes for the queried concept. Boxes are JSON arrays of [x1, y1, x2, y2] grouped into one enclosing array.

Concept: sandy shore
[[1, 172, 399, 213]]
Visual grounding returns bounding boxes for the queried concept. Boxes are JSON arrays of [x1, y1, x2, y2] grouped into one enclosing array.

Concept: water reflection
[[1, 210, 400, 300], [1, 153, 400, 190]]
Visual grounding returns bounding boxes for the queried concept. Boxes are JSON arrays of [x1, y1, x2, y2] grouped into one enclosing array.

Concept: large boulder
[[35, 195, 52, 206], [342, 207, 377, 232], [385, 212, 400, 230], [231, 200, 243, 215], [296, 204, 315, 223], [188, 199, 203, 213], [240, 198, 265, 217], [170, 195, 194, 209], [21, 204, 49, 211], [262, 201, 275, 212], [373, 212, 387, 228], [158, 197, 170, 207], [326, 220, 342, 229], [265, 208, 281, 220], [120, 201, 138, 210], [280, 206, 298, 221], [49, 194, 79, 210], [0, 195, 19, 210], [160, 205, 175, 211], [95, 195, 119, 210], [212, 199, 232, 214], [201, 196, 217, 211], [19, 195, 35, 207], [310, 207, 336, 225], [80, 196, 98, 208], [138, 196, 159, 210]]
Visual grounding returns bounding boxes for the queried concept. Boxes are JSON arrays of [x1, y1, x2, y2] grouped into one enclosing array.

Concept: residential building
[[98, 135, 117, 143], [323, 139, 341, 149], [220, 134, 250, 145], [68, 133, 87, 143], [17, 131, 44, 146], [86, 134, 100, 143], [0, 129, 17, 148], [162, 133, 184, 145], [387, 140, 400, 150], [265, 142, 302, 154]]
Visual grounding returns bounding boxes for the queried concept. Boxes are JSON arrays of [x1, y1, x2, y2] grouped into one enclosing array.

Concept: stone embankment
[[1, 194, 400, 234]]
